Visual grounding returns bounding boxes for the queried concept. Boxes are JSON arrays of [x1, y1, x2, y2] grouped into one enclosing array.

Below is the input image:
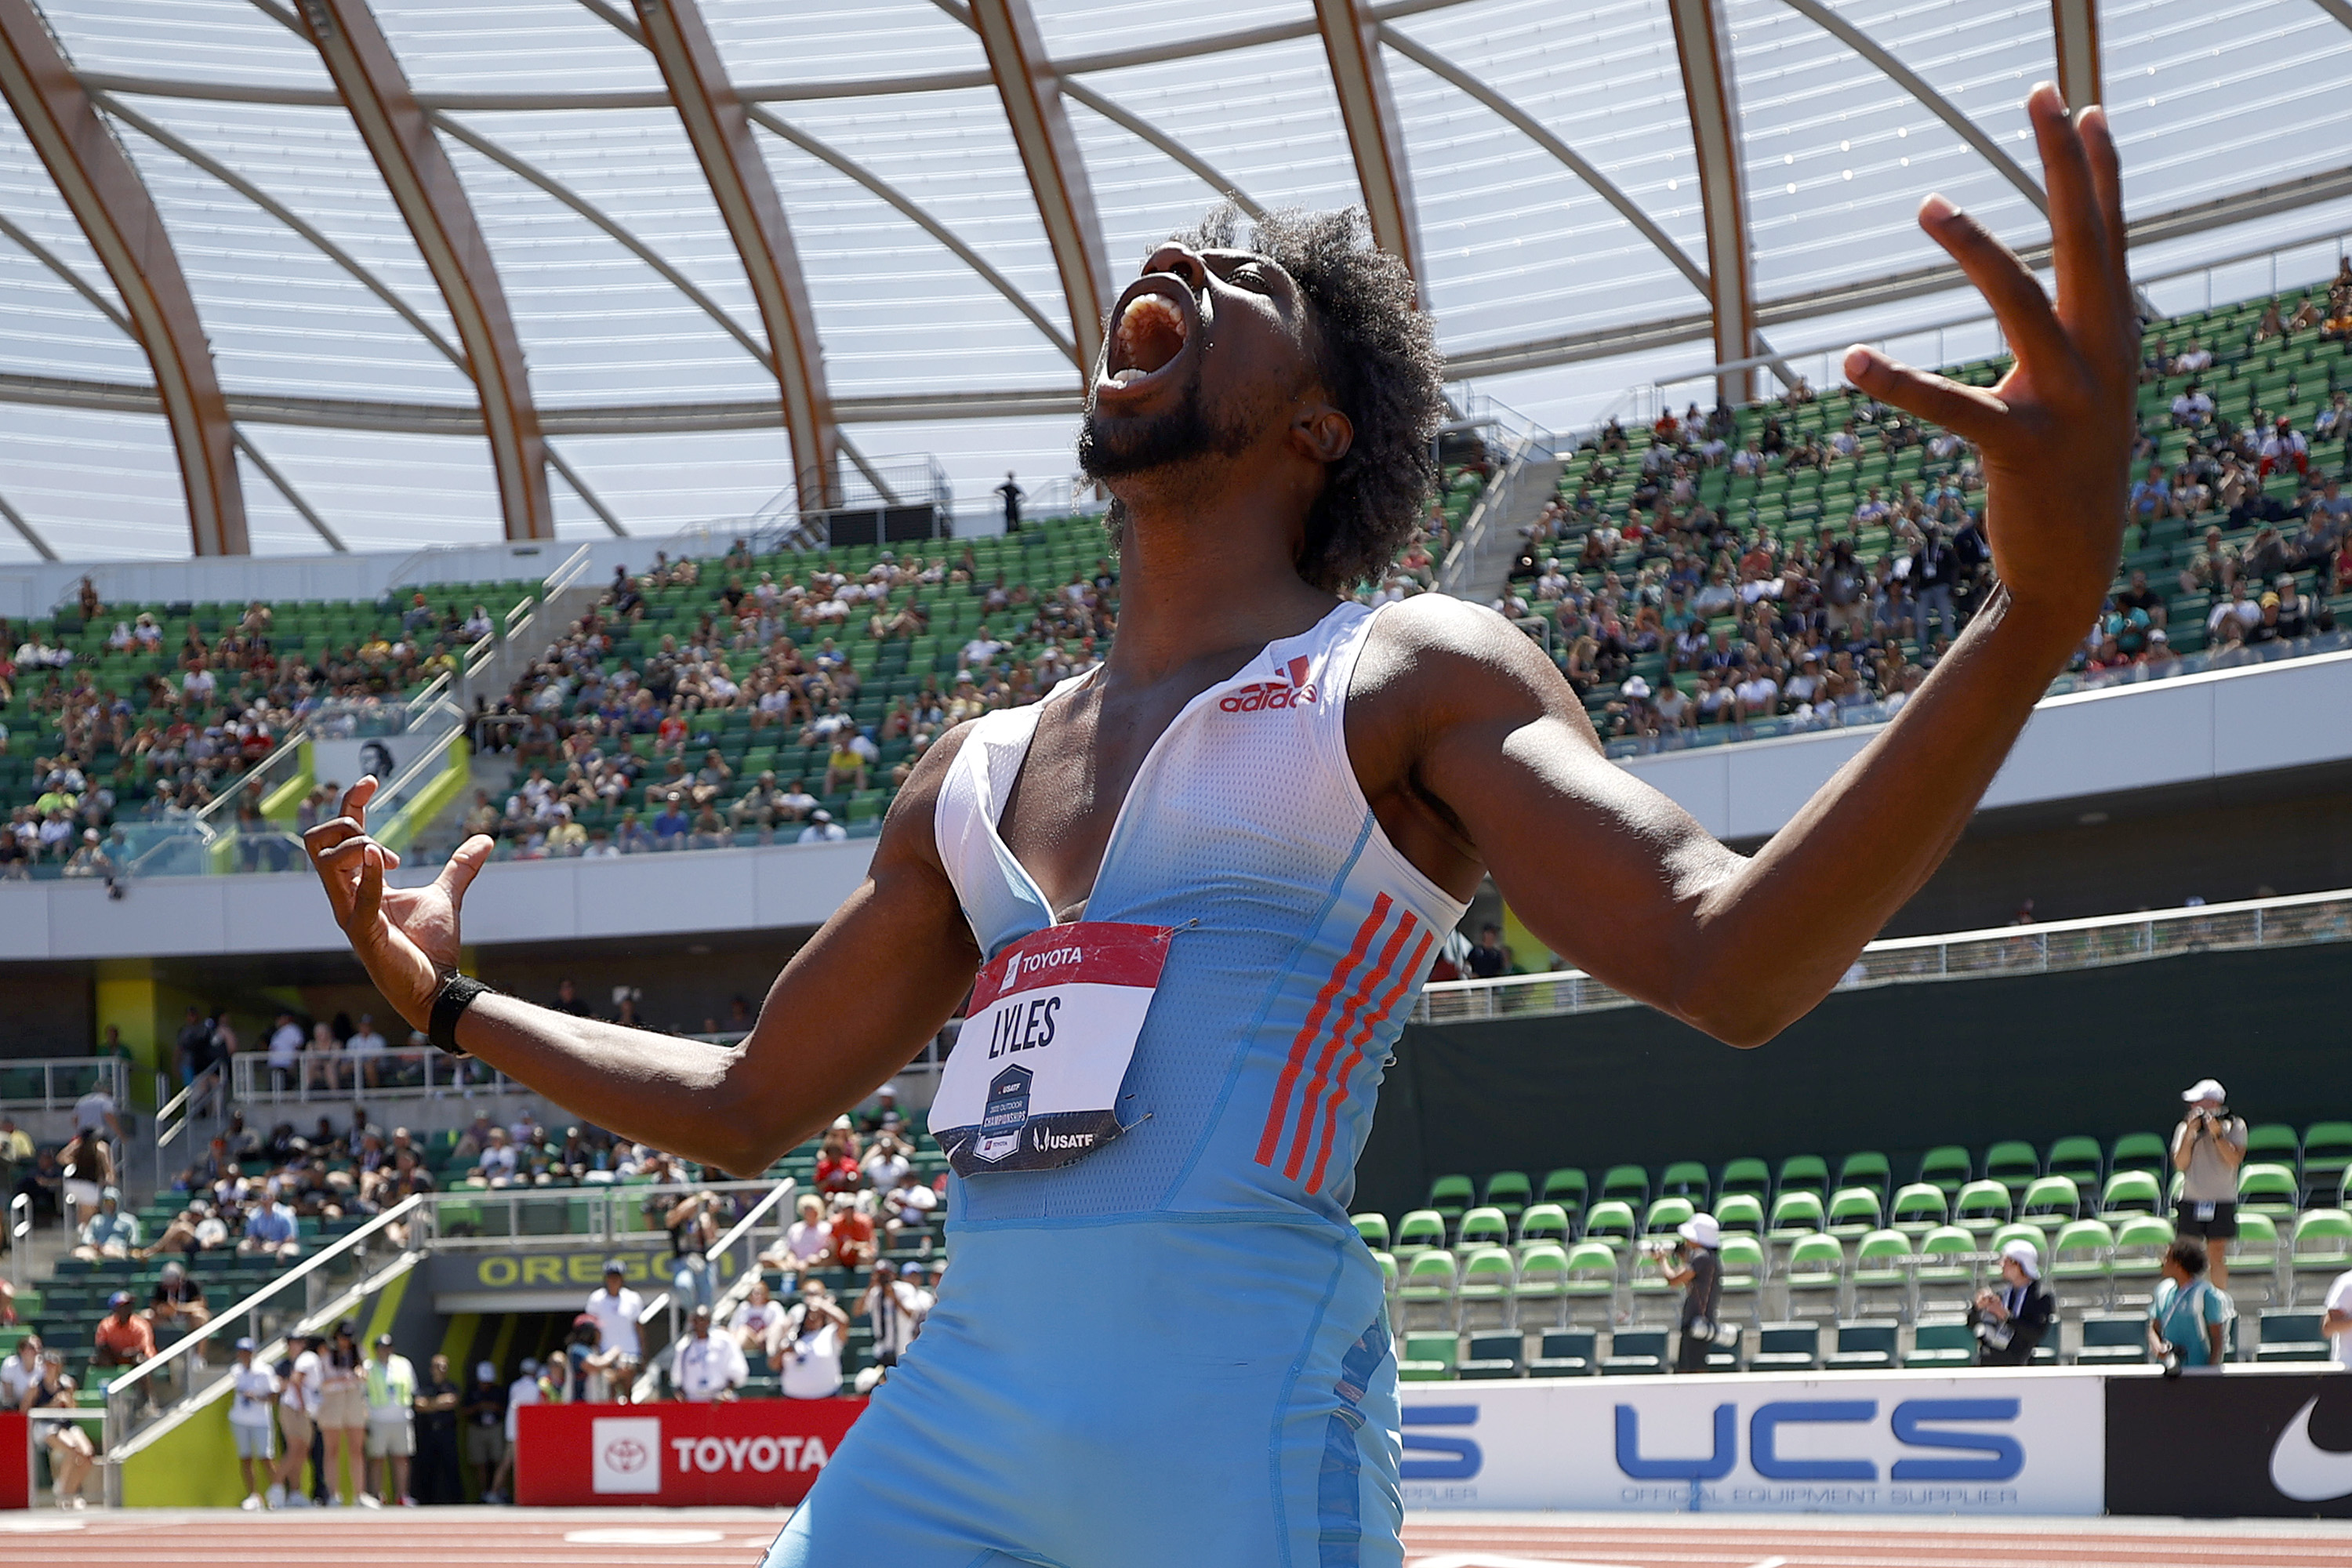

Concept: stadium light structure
[[1667, 0, 1762, 405], [1313, 0, 1427, 306], [0, 0, 249, 555]]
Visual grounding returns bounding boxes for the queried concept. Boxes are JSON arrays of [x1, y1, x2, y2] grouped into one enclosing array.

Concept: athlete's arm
[[1363, 89, 2136, 1049], [301, 728, 983, 1176]]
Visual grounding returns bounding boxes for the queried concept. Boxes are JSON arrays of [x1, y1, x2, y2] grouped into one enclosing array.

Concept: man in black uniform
[[411, 1352, 463, 1504]]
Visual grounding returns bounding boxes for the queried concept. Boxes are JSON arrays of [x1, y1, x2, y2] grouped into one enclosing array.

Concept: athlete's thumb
[[437, 834, 495, 902]]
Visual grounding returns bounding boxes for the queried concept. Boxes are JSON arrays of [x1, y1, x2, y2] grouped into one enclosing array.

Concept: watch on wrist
[[428, 972, 491, 1056]]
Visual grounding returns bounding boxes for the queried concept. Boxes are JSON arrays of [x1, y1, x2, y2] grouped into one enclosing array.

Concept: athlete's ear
[[1291, 399, 1352, 466]]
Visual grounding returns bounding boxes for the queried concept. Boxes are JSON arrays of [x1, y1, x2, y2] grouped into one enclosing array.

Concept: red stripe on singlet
[[1283, 910, 1418, 1181], [1304, 928, 1434, 1195], [1253, 893, 1392, 1167]]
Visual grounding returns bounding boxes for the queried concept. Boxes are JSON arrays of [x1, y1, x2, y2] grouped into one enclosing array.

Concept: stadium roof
[[0, 0, 2347, 561]]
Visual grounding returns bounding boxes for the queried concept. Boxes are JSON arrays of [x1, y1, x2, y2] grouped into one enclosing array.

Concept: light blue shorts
[[763, 1218, 1401, 1568]]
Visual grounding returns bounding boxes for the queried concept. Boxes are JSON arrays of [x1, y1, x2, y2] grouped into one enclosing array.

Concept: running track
[[7, 1508, 2352, 1567]]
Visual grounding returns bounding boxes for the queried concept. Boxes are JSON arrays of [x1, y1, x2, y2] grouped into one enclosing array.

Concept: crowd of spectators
[[1505, 308, 2351, 749]]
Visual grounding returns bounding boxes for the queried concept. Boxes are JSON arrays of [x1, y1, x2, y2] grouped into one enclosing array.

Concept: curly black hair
[[1160, 205, 1445, 594]]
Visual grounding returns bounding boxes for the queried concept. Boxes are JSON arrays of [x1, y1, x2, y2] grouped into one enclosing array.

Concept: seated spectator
[[91, 1290, 157, 1368], [828, 1192, 877, 1271], [1968, 1239, 2055, 1366], [241, 1183, 301, 1261], [2, 1332, 40, 1407], [36, 1363, 96, 1508], [823, 737, 867, 796], [474, 1126, 521, 1189], [2170, 381, 2213, 428], [797, 808, 845, 844], [760, 1193, 833, 1277], [147, 1259, 210, 1347], [881, 1169, 938, 1245], [2147, 1236, 2229, 1368], [651, 793, 690, 850], [72, 1186, 137, 1261]]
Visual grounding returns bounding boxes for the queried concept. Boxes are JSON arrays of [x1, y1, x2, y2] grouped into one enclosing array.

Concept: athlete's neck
[[1104, 474, 1337, 684]]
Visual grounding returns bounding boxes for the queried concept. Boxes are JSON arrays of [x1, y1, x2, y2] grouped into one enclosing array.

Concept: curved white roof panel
[[0, 0, 2342, 562]]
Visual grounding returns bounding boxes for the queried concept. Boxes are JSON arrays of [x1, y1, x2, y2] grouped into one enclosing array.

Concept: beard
[[1076, 362, 1254, 485]]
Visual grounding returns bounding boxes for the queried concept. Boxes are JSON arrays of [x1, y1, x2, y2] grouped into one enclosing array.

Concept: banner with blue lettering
[[931, 922, 1173, 1178], [1397, 1373, 2103, 1514]]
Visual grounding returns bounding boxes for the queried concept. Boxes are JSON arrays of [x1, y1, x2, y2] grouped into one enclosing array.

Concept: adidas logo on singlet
[[1220, 655, 1317, 713]]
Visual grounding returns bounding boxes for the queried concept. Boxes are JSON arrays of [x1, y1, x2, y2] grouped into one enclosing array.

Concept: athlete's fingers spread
[[2028, 84, 2112, 351], [1918, 194, 2067, 372], [1842, 347, 2005, 445]]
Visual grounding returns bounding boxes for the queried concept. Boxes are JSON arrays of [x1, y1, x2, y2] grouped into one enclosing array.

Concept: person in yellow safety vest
[[362, 1333, 418, 1507]]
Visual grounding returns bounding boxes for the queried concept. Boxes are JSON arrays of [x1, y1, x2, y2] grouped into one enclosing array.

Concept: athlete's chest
[[994, 682, 1195, 923]]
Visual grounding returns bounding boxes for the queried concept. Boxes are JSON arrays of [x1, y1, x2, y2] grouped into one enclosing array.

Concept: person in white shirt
[[2325, 1269, 2352, 1367], [229, 1338, 281, 1509], [583, 1261, 644, 1396], [857, 1259, 930, 1371], [489, 1359, 540, 1504], [797, 810, 847, 844], [0, 1334, 42, 1411], [271, 1332, 323, 1508], [861, 1134, 910, 1194], [474, 1126, 520, 1188], [728, 1279, 788, 1356], [347, 1014, 387, 1090], [762, 1194, 834, 1277], [71, 1087, 121, 1145], [267, 1013, 305, 1094], [673, 1306, 749, 1402], [778, 1281, 849, 1400]]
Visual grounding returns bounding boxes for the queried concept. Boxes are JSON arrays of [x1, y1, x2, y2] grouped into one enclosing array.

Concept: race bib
[[931, 922, 1173, 1178]]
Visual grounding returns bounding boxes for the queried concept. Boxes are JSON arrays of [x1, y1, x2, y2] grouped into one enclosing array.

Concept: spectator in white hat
[[1660, 1213, 1722, 1373], [1969, 1237, 2056, 1366], [2172, 1078, 2246, 1296]]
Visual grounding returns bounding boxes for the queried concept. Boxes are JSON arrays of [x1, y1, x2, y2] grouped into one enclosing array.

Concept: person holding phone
[[2172, 1078, 2246, 1297]]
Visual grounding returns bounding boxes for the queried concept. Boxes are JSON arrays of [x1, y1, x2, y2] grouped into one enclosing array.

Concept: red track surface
[[6, 1507, 2352, 1567]]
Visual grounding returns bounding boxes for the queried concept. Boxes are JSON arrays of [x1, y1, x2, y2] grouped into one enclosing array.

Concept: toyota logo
[[603, 1437, 651, 1474]]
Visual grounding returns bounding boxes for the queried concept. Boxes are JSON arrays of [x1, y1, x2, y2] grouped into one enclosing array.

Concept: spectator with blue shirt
[[71, 1187, 137, 1261], [240, 1183, 301, 1262], [2148, 1236, 2229, 1369]]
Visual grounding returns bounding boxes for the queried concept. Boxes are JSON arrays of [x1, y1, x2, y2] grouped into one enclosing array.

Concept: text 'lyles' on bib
[[931, 921, 1174, 1178]]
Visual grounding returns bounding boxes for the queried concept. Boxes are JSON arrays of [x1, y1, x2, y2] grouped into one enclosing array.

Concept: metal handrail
[[230, 1047, 521, 1105], [151, 1062, 222, 1189], [100, 1192, 429, 1458], [0, 1056, 127, 1112], [1415, 886, 2352, 1025], [1438, 426, 1541, 597], [632, 1176, 800, 1403]]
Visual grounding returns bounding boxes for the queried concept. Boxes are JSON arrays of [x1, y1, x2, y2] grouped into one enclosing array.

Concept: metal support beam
[[0, 484, 56, 560], [232, 430, 344, 551], [294, 0, 554, 540], [0, 0, 247, 554], [1779, 0, 2045, 214], [2051, 0, 2103, 110], [1668, 0, 1759, 405], [969, 0, 1113, 376], [1312, 0, 1425, 300], [625, 0, 840, 511]]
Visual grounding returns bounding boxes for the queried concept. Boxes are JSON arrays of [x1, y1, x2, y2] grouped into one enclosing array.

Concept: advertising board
[[514, 1398, 864, 1508], [2107, 1367, 2352, 1518], [1399, 1370, 2104, 1515]]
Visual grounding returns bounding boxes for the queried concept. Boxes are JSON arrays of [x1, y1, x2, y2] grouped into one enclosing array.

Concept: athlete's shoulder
[[1355, 591, 1571, 710], [870, 718, 982, 874]]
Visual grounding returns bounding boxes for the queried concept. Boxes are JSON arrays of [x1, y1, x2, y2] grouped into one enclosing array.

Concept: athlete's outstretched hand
[[303, 776, 494, 1029], [1842, 83, 2136, 624]]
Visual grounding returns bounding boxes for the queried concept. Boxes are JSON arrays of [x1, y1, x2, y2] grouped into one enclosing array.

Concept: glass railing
[[1594, 629, 2352, 761], [0, 1056, 127, 1111], [227, 1047, 522, 1106], [1415, 887, 2352, 1025]]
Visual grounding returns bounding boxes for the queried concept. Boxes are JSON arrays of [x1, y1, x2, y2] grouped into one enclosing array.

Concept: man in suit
[[1970, 1237, 2056, 1366]]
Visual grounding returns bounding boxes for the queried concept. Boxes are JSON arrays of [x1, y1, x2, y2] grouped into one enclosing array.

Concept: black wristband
[[428, 974, 492, 1056]]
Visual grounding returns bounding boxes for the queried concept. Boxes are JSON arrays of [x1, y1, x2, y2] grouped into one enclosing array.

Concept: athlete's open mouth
[[1097, 276, 1196, 400]]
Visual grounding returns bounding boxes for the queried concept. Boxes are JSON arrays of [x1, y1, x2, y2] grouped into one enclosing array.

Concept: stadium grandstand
[[1, 0, 2350, 1561]]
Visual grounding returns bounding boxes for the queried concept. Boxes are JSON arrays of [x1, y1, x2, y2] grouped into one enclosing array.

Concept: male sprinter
[[307, 87, 2132, 1567]]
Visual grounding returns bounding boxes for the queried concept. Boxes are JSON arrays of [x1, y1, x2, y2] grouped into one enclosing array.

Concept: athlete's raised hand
[[1842, 83, 2136, 626], [302, 776, 495, 1029]]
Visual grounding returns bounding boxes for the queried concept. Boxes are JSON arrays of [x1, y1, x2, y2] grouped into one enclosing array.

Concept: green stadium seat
[[1835, 1151, 1892, 1202], [1582, 1200, 1636, 1252], [2019, 1175, 2082, 1231], [1714, 1192, 1765, 1239], [2238, 1163, 2300, 1221], [1766, 1191, 1824, 1243], [1538, 1168, 1588, 1219], [1914, 1228, 1979, 1317], [1643, 1197, 1695, 1237], [1824, 1320, 1898, 1371], [1399, 1250, 1459, 1330], [1784, 1235, 1844, 1319], [1459, 1330, 1522, 1380], [1825, 1187, 1882, 1239], [1561, 1242, 1619, 1323], [1776, 1155, 1830, 1198], [1398, 1330, 1457, 1381], [1352, 1213, 1390, 1250], [1527, 1327, 1595, 1377], [2255, 1311, 2330, 1363], [2290, 1210, 2352, 1305], [2246, 1123, 2303, 1176], [1599, 1328, 1668, 1376], [1426, 1174, 1474, 1224], [1907, 1317, 1976, 1368], [1891, 1183, 1948, 1236], [2049, 1219, 2115, 1312], [1455, 1247, 1517, 1330], [2099, 1170, 2162, 1220], [1850, 1230, 1911, 1319], [1658, 1161, 1710, 1203], [1984, 1142, 2042, 1198], [2110, 1131, 2169, 1178], [1717, 1157, 1771, 1199], [1599, 1164, 1650, 1208], [1456, 1207, 1509, 1250], [1481, 1171, 1531, 1222], [2075, 1313, 2151, 1366], [1512, 1243, 1572, 1327], [1955, 1180, 2012, 1235], [1750, 1323, 1821, 1371], [2111, 1215, 2176, 1308], [2046, 1136, 2104, 1189], [1515, 1203, 1571, 1250], [1394, 1210, 1446, 1255], [2303, 1122, 2352, 1192]]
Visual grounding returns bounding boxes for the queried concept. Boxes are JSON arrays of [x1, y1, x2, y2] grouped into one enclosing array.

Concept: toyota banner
[[515, 1399, 866, 1507]]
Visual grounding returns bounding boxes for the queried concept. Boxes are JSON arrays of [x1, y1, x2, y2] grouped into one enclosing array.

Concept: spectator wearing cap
[[364, 1332, 417, 1505], [147, 1260, 210, 1373], [228, 1337, 281, 1509], [488, 1357, 542, 1504], [1657, 1214, 1723, 1373], [797, 807, 845, 844], [2173, 1077, 2247, 1297], [1969, 1238, 2056, 1366], [672, 1305, 748, 1403], [272, 1330, 325, 1507], [583, 1260, 645, 1399], [411, 1352, 462, 1505], [462, 1359, 508, 1502], [71, 1186, 137, 1261], [92, 1289, 155, 1367]]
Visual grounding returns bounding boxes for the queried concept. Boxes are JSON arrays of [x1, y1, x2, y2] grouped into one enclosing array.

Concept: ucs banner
[[1399, 1373, 2103, 1515], [515, 1399, 865, 1507], [2108, 1368, 2352, 1518]]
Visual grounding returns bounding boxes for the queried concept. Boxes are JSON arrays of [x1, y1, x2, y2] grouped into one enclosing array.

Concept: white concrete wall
[[2, 651, 2346, 962]]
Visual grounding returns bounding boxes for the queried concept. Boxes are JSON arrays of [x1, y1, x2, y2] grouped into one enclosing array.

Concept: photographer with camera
[[2172, 1078, 2246, 1298], [1648, 1214, 1722, 1372], [1969, 1238, 2056, 1366], [2147, 1236, 2229, 1371]]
